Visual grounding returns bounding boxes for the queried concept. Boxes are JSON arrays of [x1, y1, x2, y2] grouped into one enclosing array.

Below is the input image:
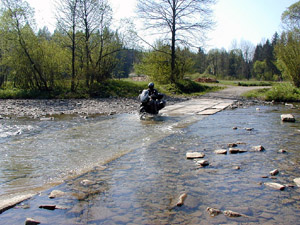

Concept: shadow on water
[[1, 104, 300, 224]]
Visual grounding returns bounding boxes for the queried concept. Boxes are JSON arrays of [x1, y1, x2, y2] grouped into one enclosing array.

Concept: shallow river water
[[0, 103, 300, 224]]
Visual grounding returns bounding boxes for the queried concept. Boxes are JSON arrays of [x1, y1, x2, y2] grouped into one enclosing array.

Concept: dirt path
[[200, 85, 269, 100]]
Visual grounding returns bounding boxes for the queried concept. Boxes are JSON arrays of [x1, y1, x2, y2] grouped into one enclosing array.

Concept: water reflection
[[0, 104, 300, 224]]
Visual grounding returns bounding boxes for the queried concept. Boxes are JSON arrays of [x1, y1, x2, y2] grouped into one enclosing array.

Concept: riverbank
[[0, 96, 185, 119], [0, 86, 268, 118]]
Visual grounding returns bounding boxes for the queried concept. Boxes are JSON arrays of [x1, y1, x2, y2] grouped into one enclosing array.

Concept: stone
[[176, 193, 187, 206], [196, 160, 209, 167], [214, 149, 227, 154], [234, 166, 241, 170], [25, 218, 41, 225], [206, 207, 222, 217], [269, 169, 279, 176], [278, 149, 287, 153], [253, 145, 265, 151], [39, 205, 56, 210], [80, 179, 94, 186], [232, 127, 238, 130], [281, 114, 296, 122], [0, 194, 35, 214], [186, 152, 205, 159], [293, 178, 300, 187], [245, 128, 254, 131], [264, 182, 285, 190], [228, 143, 237, 147], [229, 148, 247, 154], [49, 190, 65, 199], [223, 210, 243, 217]]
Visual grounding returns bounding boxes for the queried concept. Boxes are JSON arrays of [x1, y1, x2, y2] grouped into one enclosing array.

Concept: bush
[[265, 83, 300, 102]]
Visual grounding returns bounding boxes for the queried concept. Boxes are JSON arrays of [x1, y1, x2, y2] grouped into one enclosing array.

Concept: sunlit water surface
[[0, 104, 300, 224]]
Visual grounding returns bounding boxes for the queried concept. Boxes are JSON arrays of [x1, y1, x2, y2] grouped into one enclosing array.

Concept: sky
[[26, 0, 298, 51]]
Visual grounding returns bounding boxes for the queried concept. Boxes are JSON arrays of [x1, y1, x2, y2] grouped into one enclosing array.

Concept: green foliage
[[134, 42, 194, 84], [243, 82, 300, 102], [237, 81, 273, 86], [275, 31, 300, 87], [89, 79, 146, 98], [161, 79, 218, 95], [265, 83, 300, 102]]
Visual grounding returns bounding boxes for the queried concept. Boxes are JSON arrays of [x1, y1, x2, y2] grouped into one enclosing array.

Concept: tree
[[0, 0, 52, 90], [137, 0, 215, 83], [281, 1, 300, 33], [275, 32, 300, 87], [55, 0, 80, 92]]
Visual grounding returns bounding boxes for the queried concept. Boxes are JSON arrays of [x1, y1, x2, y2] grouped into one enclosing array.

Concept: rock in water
[[25, 218, 41, 225], [229, 148, 247, 154], [264, 182, 285, 190], [253, 145, 265, 151], [49, 190, 65, 199], [206, 207, 222, 217], [293, 178, 300, 187], [270, 169, 279, 176], [214, 149, 227, 154], [223, 210, 243, 217], [196, 160, 209, 167], [176, 193, 187, 206], [186, 152, 205, 159], [281, 114, 296, 122]]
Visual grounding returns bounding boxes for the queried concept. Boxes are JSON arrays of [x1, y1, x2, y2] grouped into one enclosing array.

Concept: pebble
[[176, 193, 188, 206], [206, 207, 222, 217], [223, 210, 243, 217], [293, 178, 300, 187], [264, 182, 285, 191], [278, 149, 287, 153], [196, 160, 209, 167], [229, 148, 247, 154], [25, 218, 41, 225], [186, 152, 205, 159], [49, 190, 65, 199], [228, 143, 237, 147], [270, 169, 279, 176], [253, 145, 265, 152], [214, 149, 227, 154]]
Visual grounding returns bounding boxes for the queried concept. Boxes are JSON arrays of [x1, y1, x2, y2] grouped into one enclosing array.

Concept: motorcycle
[[138, 89, 166, 119]]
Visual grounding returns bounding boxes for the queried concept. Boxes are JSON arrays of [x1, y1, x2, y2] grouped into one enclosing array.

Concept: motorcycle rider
[[147, 82, 158, 114]]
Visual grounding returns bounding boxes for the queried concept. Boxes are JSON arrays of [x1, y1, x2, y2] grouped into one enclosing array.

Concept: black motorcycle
[[138, 89, 166, 118]]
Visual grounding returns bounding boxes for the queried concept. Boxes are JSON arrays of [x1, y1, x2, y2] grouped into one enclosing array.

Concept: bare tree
[[55, 0, 79, 92], [78, 0, 112, 86], [137, 0, 215, 82]]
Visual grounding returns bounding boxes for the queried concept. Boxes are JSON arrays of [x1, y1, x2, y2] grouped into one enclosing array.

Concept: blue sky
[[27, 0, 298, 51]]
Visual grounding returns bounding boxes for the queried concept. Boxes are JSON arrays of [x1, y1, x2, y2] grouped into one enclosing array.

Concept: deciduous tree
[[137, 0, 215, 83]]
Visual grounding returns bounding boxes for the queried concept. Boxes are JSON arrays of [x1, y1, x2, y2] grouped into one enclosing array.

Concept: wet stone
[[25, 218, 41, 225], [293, 178, 300, 187], [49, 190, 65, 199], [223, 210, 243, 217], [206, 207, 222, 217], [196, 160, 209, 167], [278, 149, 287, 153], [281, 114, 296, 122], [186, 152, 205, 159], [228, 143, 238, 147], [229, 148, 247, 154], [269, 169, 279, 176], [264, 182, 285, 190], [253, 145, 265, 152], [214, 149, 227, 154]]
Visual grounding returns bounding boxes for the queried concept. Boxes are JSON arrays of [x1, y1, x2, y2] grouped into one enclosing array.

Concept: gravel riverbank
[[0, 96, 186, 118]]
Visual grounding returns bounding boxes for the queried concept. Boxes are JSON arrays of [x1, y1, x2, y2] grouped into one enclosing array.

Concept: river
[[0, 102, 300, 224]]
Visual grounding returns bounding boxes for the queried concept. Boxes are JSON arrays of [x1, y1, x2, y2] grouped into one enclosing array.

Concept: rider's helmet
[[148, 82, 154, 90]]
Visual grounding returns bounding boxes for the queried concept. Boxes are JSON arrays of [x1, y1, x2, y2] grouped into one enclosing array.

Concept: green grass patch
[[243, 82, 300, 102]]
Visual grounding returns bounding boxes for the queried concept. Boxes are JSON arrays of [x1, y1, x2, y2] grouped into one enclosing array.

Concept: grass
[[243, 82, 300, 102]]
